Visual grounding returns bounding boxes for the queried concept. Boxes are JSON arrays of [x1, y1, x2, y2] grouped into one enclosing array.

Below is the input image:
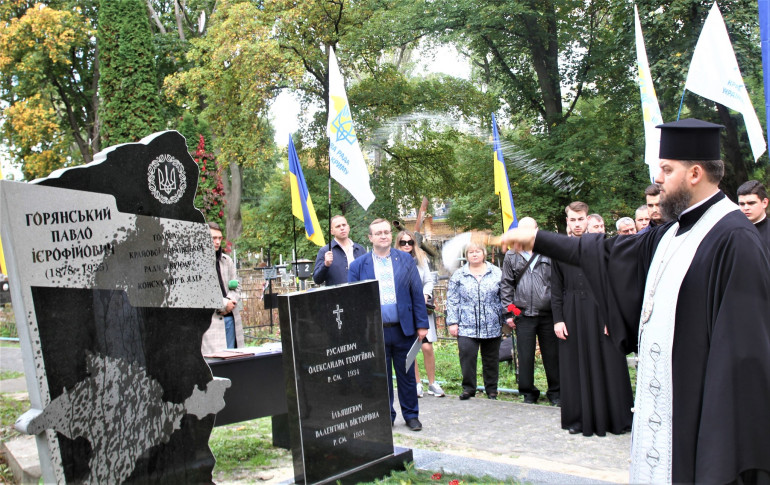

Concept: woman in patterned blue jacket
[[446, 242, 504, 400]]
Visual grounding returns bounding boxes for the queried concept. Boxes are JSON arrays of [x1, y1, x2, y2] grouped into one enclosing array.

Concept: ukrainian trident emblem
[[148, 154, 187, 204]]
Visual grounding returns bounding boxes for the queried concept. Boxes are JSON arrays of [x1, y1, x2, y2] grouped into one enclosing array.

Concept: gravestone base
[[312, 446, 412, 485]]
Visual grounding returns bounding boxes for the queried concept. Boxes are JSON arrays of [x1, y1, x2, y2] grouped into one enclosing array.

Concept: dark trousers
[[458, 336, 501, 395], [516, 314, 560, 402], [384, 325, 418, 422]]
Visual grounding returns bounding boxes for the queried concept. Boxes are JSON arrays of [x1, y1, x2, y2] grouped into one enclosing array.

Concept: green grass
[[0, 304, 16, 339], [0, 370, 23, 380], [417, 336, 636, 404], [417, 337, 551, 403], [0, 393, 27, 442], [359, 461, 521, 484], [209, 418, 290, 474]]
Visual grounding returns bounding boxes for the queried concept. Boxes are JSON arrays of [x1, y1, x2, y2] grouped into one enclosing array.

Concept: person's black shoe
[[487, 393, 498, 400], [523, 396, 537, 404], [406, 418, 422, 431], [459, 391, 474, 400], [568, 425, 582, 435], [550, 398, 561, 407]]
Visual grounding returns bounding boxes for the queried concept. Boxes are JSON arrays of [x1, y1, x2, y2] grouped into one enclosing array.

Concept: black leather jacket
[[500, 250, 552, 317]]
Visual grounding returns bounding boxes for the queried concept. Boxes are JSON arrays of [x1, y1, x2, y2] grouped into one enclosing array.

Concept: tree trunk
[[174, 0, 186, 41], [226, 162, 243, 252], [524, 1, 562, 130], [146, 0, 167, 34]]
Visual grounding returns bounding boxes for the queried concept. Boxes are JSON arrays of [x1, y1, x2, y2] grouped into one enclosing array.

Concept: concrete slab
[[0, 377, 27, 394], [0, 435, 41, 484], [0, 346, 24, 374]]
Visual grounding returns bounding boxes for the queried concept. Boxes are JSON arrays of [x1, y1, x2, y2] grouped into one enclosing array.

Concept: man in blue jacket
[[349, 218, 429, 431]]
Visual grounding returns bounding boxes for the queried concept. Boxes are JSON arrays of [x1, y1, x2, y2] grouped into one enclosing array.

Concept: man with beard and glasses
[[500, 118, 770, 484]]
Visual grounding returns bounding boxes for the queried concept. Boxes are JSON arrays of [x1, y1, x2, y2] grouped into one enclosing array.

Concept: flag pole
[[676, 88, 686, 121], [327, 45, 333, 251], [498, 196, 505, 234], [328, 168, 332, 252], [292, 216, 298, 265]]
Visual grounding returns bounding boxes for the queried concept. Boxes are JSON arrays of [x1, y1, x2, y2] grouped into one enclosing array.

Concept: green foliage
[[98, 0, 164, 146], [0, 1, 98, 176], [176, 112, 211, 152], [635, 0, 767, 194], [164, 0, 301, 171]]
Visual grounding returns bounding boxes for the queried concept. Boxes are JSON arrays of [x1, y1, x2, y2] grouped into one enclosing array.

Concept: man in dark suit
[[348, 218, 429, 431]]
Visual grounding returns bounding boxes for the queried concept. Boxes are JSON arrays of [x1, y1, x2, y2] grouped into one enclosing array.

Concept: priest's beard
[[660, 180, 692, 221]]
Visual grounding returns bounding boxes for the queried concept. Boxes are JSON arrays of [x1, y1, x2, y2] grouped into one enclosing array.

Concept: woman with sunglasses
[[395, 230, 445, 398]]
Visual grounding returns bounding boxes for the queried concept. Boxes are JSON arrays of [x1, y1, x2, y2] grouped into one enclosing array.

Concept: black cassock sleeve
[[550, 259, 565, 324], [534, 229, 663, 354]]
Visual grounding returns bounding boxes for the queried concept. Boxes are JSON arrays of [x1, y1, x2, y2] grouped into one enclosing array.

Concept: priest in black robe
[[501, 119, 770, 484], [552, 202, 633, 436]]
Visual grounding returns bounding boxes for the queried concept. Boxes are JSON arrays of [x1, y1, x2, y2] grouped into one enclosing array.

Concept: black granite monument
[[279, 281, 412, 484], [0, 131, 229, 483]]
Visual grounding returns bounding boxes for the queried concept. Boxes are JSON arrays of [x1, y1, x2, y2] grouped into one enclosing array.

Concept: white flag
[[685, 2, 766, 161], [327, 48, 375, 210], [635, 5, 664, 182]]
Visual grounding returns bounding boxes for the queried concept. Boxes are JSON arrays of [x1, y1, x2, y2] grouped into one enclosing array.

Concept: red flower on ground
[[448, 480, 461, 485], [507, 303, 522, 316], [431, 473, 442, 480]]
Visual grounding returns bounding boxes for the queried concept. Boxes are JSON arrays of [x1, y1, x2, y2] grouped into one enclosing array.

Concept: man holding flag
[[313, 215, 365, 286], [288, 135, 363, 287]]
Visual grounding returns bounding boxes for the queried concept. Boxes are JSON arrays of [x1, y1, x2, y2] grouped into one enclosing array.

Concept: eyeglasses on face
[[398, 240, 414, 246]]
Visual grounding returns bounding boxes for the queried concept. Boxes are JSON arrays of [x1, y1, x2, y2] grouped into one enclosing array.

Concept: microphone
[[228, 280, 239, 290]]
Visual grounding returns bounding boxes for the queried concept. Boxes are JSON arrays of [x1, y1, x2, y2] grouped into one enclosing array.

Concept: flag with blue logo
[[635, 4, 665, 182], [327, 48, 375, 210]]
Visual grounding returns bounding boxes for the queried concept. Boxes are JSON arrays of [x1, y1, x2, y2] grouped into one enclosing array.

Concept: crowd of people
[[295, 176, 767, 440], [201, 118, 769, 483]]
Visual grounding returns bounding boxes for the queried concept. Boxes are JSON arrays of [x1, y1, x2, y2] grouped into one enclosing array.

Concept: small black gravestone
[[278, 281, 412, 484], [0, 131, 228, 483], [293, 259, 313, 279]]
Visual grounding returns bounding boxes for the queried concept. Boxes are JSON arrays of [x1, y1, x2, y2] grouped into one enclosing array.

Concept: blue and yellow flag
[[288, 135, 325, 247], [492, 114, 518, 232]]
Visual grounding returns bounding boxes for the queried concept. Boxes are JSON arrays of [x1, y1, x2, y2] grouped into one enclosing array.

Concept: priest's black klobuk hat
[[657, 118, 724, 160]]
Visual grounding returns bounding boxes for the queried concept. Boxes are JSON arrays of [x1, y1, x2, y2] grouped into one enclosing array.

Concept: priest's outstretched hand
[[500, 227, 537, 253]]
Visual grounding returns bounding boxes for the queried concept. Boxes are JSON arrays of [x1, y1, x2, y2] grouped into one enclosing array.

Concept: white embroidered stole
[[630, 197, 737, 483]]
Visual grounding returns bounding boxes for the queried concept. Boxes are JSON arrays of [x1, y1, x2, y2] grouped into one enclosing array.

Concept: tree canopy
[[1, 0, 766, 258]]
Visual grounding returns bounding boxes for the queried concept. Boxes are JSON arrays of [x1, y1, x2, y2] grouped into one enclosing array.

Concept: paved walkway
[[1, 346, 631, 483]]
